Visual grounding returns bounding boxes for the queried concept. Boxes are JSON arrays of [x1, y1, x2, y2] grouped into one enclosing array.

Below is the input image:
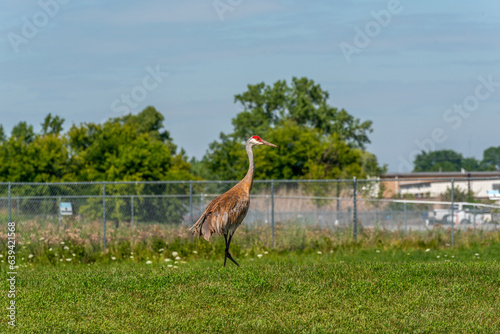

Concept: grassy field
[[2, 246, 500, 333]]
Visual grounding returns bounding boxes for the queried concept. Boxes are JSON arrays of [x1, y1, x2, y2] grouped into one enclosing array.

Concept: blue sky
[[1, 0, 499, 173]]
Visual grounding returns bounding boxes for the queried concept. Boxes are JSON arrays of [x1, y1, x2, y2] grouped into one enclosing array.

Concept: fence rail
[[2, 178, 499, 250]]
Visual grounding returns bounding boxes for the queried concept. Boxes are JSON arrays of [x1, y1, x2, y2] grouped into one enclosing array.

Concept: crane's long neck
[[242, 141, 255, 192]]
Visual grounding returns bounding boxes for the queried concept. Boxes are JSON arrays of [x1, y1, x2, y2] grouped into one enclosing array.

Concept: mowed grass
[[3, 249, 500, 333]]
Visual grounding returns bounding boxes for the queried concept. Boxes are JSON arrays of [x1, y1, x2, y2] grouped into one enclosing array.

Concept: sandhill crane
[[190, 135, 278, 267]]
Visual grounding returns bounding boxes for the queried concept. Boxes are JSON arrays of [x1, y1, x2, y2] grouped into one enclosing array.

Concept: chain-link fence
[[1, 177, 499, 251]]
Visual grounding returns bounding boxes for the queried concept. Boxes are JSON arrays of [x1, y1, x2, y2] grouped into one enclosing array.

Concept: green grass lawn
[[3, 249, 500, 333]]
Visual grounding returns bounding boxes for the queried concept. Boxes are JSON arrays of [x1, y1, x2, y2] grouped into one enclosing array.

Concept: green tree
[[0, 109, 194, 224], [67, 121, 190, 182], [481, 146, 500, 170], [462, 157, 480, 172], [111, 106, 177, 153], [11, 121, 35, 144], [0, 133, 69, 182], [0, 125, 6, 143], [203, 77, 381, 180], [439, 186, 471, 203], [412, 150, 488, 172], [0, 108, 194, 183], [256, 121, 370, 180], [413, 150, 464, 172], [232, 77, 373, 149], [41, 113, 65, 135]]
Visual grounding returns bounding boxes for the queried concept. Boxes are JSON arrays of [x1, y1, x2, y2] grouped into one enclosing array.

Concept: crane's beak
[[261, 140, 278, 148]]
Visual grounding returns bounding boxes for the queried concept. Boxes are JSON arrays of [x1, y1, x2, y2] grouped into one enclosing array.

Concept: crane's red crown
[[252, 135, 262, 142]]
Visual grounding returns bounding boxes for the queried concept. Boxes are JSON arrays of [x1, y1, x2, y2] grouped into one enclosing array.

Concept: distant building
[[380, 171, 500, 200]]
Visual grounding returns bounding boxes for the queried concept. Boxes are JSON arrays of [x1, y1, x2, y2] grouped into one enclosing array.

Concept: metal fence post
[[266, 195, 269, 224], [58, 195, 62, 229], [450, 178, 455, 246], [271, 180, 275, 249], [103, 182, 106, 251], [8, 182, 11, 223], [353, 177, 357, 241], [473, 204, 476, 230], [336, 180, 341, 239], [189, 181, 193, 226], [131, 195, 134, 228], [336, 180, 340, 229], [404, 200, 407, 236]]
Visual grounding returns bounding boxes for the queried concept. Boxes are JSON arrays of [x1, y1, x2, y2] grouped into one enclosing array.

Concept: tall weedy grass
[[1, 218, 499, 267]]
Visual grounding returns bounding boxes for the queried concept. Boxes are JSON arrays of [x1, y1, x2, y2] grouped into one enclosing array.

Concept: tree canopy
[[481, 146, 500, 171], [413, 148, 500, 172], [201, 77, 383, 180], [41, 114, 65, 135], [230, 77, 373, 149], [0, 107, 193, 182]]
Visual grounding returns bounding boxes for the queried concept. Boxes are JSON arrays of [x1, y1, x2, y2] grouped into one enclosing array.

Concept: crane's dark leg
[[224, 233, 239, 267], [223, 234, 228, 267]]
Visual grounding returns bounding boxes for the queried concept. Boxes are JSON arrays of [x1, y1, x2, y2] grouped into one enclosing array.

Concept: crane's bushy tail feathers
[[190, 214, 213, 242], [201, 215, 213, 241]]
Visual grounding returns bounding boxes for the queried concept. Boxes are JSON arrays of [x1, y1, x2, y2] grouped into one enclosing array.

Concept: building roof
[[382, 171, 500, 180]]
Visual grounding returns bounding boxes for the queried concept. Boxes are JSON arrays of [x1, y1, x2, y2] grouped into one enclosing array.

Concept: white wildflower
[[165, 258, 171, 262], [72, 253, 76, 257], [167, 264, 173, 268], [376, 250, 380, 253], [39, 237, 45, 241], [66, 258, 72, 261], [64, 246, 69, 250], [175, 256, 181, 260], [28, 254, 34, 259], [257, 254, 263, 258], [49, 248, 53, 252], [159, 248, 164, 253], [425, 249, 431, 252], [172, 251, 178, 257], [146, 260, 152, 264], [0, 254, 3, 258], [317, 251, 322, 254], [111, 257, 116, 260], [264, 251, 269, 254], [60, 241, 65, 245], [130, 256, 134, 259], [436, 255, 440, 258], [475, 253, 480, 256], [193, 250, 198, 254]]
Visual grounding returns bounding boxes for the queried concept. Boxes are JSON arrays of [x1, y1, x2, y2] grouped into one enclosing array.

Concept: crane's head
[[248, 135, 278, 148]]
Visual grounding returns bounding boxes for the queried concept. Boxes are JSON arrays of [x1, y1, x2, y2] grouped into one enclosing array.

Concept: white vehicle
[[428, 204, 488, 225]]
